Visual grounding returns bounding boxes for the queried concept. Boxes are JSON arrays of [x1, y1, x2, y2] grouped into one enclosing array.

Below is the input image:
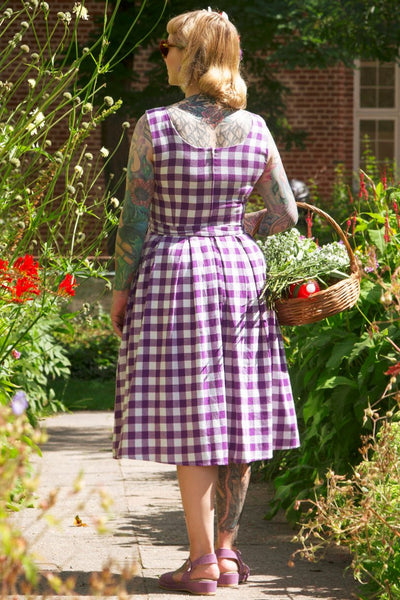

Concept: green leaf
[[303, 393, 323, 424], [359, 279, 379, 298], [364, 211, 386, 224], [354, 221, 368, 233], [326, 339, 357, 369], [349, 335, 376, 362], [316, 375, 358, 390], [367, 228, 385, 255]]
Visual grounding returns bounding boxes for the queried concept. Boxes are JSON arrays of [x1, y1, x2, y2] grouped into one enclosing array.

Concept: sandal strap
[[215, 548, 237, 560], [190, 552, 218, 569], [234, 549, 250, 577], [216, 548, 250, 581]]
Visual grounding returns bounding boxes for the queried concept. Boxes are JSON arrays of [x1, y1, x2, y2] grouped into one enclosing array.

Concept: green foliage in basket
[[257, 228, 350, 307]]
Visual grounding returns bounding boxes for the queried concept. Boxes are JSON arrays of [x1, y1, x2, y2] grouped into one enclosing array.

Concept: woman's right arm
[[111, 114, 154, 337]]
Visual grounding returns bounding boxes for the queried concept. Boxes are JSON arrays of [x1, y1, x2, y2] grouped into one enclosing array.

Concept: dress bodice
[[146, 107, 269, 237]]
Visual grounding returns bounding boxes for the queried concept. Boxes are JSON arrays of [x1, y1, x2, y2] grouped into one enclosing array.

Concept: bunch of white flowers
[[258, 228, 350, 306]]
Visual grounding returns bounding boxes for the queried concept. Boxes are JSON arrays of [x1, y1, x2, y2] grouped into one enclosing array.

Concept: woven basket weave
[[256, 202, 361, 326]]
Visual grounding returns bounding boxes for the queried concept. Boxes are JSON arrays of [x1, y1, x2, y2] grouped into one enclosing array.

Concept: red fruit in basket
[[289, 280, 320, 299]]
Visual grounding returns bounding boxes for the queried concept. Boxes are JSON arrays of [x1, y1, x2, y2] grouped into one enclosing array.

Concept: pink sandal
[[158, 552, 218, 595], [216, 548, 250, 587]]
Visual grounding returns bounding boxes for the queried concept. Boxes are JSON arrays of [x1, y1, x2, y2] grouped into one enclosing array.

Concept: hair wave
[[167, 10, 247, 109]]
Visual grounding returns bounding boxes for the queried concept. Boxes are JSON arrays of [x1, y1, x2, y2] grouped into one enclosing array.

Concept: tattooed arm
[[111, 114, 154, 337], [244, 130, 298, 237]]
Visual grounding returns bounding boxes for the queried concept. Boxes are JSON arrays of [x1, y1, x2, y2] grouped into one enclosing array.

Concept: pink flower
[[11, 349, 21, 359], [347, 185, 354, 205], [352, 212, 357, 236]]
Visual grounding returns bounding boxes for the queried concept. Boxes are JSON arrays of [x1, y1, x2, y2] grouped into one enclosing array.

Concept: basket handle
[[253, 201, 360, 276]]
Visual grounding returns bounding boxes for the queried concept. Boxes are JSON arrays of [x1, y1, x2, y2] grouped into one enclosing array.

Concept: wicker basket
[[256, 202, 361, 326]]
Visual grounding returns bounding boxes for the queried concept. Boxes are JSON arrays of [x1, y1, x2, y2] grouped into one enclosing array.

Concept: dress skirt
[[113, 230, 300, 465]]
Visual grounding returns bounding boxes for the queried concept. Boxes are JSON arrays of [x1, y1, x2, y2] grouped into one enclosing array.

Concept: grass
[[50, 312, 119, 411], [51, 378, 115, 411]]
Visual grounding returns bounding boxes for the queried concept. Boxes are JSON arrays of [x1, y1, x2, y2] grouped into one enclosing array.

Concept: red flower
[[385, 362, 400, 377], [359, 172, 368, 201], [352, 211, 357, 236], [381, 168, 387, 190], [13, 255, 40, 279], [306, 211, 313, 238], [58, 273, 77, 297], [12, 276, 41, 302], [347, 185, 354, 205], [0, 259, 12, 284], [384, 212, 391, 243], [393, 200, 400, 229], [0, 259, 9, 272]]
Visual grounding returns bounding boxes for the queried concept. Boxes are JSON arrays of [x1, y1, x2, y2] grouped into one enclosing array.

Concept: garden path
[[11, 411, 357, 599]]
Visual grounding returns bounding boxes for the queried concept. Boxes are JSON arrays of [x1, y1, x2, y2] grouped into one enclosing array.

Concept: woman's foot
[[216, 548, 250, 587], [167, 558, 219, 583], [159, 553, 219, 595]]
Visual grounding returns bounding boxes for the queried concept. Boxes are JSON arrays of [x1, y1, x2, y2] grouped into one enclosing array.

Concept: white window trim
[[353, 59, 399, 176]]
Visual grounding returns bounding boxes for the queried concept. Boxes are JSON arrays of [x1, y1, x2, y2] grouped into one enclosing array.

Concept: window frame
[[353, 60, 400, 176]]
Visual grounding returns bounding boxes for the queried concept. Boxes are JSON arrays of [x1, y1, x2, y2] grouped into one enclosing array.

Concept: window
[[354, 61, 399, 174]]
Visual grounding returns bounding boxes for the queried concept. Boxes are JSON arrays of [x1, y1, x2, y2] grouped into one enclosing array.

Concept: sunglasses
[[159, 39, 181, 58]]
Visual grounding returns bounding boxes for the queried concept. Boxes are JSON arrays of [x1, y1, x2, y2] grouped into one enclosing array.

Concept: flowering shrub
[[0, 254, 76, 419], [0, 0, 146, 414], [0, 0, 161, 595], [0, 400, 135, 597], [353, 172, 400, 317], [0, 254, 76, 305], [294, 410, 400, 600], [0, 400, 45, 593], [260, 169, 400, 537]]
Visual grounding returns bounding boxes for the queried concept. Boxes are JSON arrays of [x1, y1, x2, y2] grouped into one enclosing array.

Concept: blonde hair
[[167, 10, 247, 109]]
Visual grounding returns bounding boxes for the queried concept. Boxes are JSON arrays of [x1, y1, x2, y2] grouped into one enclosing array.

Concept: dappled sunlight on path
[[9, 412, 356, 599]]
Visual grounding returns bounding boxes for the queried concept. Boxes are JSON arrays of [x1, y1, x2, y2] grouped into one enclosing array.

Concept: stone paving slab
[[8, 412, 357, 599]]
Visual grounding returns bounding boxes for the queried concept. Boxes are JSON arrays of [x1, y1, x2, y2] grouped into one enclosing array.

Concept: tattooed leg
[[216, 463, 251, 549]]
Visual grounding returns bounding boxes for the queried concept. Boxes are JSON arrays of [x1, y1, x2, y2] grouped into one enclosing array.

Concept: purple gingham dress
[[113, 107, 300, 466]]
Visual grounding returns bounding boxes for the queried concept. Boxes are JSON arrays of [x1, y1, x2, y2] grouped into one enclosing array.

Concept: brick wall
[[277, 64, 354, 204], [12, 0, 105, 165], [3, 2, 356, 254], [3, 0, 109, 253]]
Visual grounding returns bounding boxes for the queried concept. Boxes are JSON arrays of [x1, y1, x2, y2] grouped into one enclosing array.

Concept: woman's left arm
[[245, 131, 298, 237]]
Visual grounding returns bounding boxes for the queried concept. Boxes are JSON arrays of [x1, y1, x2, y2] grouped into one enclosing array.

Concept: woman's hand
[[111, 289, 129, 338], [243, 208, 268, 237]]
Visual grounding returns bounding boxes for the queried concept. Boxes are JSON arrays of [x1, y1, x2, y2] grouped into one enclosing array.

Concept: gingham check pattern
[[113, 107, 299, 465]]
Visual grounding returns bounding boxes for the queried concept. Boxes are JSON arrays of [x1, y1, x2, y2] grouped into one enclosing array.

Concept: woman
[[111, 8, 299, 596]]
